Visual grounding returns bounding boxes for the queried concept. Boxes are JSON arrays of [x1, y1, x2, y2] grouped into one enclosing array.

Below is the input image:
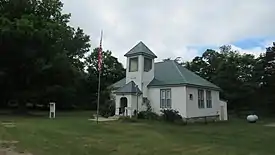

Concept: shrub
[[133, 110, 138, 117], [118, 116, 138, 123], [142, 97, 152, 112], [137, 111, 160, 120], [174, 119, 187, 125], [99, 100, 115, 118], [137, 111, 145, 119], [161, 109, 183, 122], [136, 98, 160, 120]]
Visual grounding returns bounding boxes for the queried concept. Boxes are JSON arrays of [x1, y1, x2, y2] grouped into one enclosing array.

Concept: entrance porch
[[113, 81, 142, 117]]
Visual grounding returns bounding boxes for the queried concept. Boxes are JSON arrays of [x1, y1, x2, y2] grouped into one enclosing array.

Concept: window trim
[[160, 89, 172, 109], [129, 57, 139, 72], [206, 90, 212, 108], [198, 89, 205, 109], [144, 57, 152, 72]]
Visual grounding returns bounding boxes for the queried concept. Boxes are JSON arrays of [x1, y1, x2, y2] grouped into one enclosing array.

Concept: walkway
[[88, 116, 118, 122]]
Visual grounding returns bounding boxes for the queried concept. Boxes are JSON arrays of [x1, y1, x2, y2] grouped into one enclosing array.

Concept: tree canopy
[[0, 0, 125, 111], [184, 44, 275, 115], [0, 0, 274, 116]]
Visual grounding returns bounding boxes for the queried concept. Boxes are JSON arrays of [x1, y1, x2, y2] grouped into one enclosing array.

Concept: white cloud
[[261, 40, 274, 48], [230, 45, 265, 57], [61, 0, 275, 66]]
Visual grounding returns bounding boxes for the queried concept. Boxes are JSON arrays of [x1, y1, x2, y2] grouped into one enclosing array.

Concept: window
[[166, 90, 171, 108], [129, 57, 138, 72], [206, 90, 212, 108], [144, 58, 152, 72], [189, 94, 193, 100], [161, 90, 166, 108], [198, 89, 204, 109], [160, 89, 172, 108]]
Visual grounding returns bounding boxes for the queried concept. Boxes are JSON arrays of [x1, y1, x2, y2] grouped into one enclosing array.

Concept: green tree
[[185, 45, 259, 113], [260, 42, 275, 113], [86, 48, 125, 88], [0, 0, 90, 111], [85, 48, 125, 109]]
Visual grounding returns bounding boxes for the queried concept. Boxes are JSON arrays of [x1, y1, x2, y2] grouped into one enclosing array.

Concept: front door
[[120, 97, 128, 116]]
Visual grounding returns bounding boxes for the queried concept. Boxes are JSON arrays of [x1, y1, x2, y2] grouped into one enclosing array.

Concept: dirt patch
[[88, 116, 118, 122], [1, 122, 16, 128], [0, 141, 32, 155], [0, 141, 19, 146], [0, 148, 32, 155], [264, 123, 275, 127]]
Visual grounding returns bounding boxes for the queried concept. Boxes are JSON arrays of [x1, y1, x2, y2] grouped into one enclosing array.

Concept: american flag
[[96, 30, 103, 124], [98, 30, 103, 71]]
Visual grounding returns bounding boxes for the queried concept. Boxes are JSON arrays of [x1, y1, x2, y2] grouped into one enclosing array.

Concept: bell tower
[[124, 41, 157, 97]]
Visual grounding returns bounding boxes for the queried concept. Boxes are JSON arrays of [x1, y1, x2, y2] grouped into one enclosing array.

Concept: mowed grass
[[1, 112, 275, 155]]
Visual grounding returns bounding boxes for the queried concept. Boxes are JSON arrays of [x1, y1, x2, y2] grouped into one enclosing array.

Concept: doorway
[[120, 97, 128, 116]]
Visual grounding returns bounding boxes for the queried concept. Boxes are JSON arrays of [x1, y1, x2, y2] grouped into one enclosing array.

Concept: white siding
[[131, 95, 145, 112], [115, 94, 144, 116], [142, 60, 154, 97], [186, 87, 220, 118], [115, 95, 127, 115], [115, 86, 223, 118], [220, 100, 228, 121], [126, 55, 155, 97], [147, 86, 187, 117], [115, 95, 133, 116], [126, 55, 143, 89]]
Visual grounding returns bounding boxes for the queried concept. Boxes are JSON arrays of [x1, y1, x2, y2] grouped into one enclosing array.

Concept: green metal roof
[[148, 60, 220, 90], [110, 78, 126, 90], [124, 41, 157, 58], [111, 60, 220, 90], [114, 81, 142, 94]]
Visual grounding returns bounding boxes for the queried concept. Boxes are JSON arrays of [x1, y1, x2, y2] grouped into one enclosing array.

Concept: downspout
[[136, 84, 139, 113]]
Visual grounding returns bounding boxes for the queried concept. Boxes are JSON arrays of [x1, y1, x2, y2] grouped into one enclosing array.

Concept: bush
[[161, 109, 183, 122], [118, 116, 138, 123], [137, 111, 146, 119], [137, 98, 160, 120], [137, 111, 160, 120], [99, 100, 115, 118], [142, 97, 152, 112], [174, 119, 187, 126]]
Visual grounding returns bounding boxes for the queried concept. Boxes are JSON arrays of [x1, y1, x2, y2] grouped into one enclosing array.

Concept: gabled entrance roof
[[114, 81, 142, 95]]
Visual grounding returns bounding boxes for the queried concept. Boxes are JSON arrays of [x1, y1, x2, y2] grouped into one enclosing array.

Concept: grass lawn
[[1, 111, 275, 155]]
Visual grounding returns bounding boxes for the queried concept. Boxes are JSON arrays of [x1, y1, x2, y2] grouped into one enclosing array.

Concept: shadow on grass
[[0, 110, 94, 119]]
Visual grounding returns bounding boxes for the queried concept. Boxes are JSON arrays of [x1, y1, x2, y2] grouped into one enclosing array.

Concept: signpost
[[49, 102, 56, 119]]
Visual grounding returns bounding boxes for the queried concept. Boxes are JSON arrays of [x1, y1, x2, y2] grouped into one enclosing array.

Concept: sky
[[61, 0, 275, 66]]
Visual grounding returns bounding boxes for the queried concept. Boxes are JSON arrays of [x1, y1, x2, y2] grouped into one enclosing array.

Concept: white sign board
[[49, 102, 56, 118]]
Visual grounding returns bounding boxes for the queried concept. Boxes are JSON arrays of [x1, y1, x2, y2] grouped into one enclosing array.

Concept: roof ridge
[[155, 59, 175, 64], [172, 60, 187, 82], [140, 41, 151, 51], [179, 65, 221, 89], [182, 67, 212, 83], [124, 41, 157, 58], [154, 61, 166, 64]]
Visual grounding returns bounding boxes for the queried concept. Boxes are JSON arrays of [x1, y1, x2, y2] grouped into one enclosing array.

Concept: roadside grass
[[1, 112, 275, 155]]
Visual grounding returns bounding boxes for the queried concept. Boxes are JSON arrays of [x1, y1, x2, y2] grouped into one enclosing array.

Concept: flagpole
[[96, 69, 101, 124], [96, 30, 103, 124]]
